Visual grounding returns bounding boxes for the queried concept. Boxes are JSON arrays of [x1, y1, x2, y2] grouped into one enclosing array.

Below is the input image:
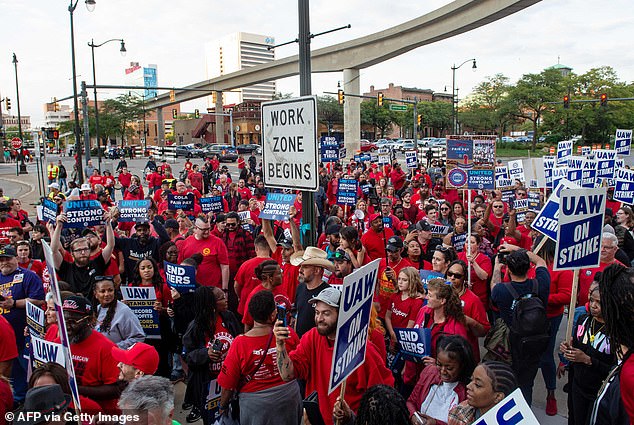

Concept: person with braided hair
[[588, 263, 634, 424], [333, 384, 411, 425], [447, 361, 518, 425], [94, 276, 145, 349], [240, 259, 291, 331]]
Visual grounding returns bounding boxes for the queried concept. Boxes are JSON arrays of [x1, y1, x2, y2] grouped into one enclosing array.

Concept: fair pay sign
[[262, 95, 318, 191]]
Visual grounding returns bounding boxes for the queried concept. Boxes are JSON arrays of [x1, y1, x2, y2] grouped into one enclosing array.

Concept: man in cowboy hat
[[290, 247, 335, 337]]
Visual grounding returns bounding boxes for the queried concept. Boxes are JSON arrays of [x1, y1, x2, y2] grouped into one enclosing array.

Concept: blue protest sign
[[472, 388, 538, 425], [495, 166, 509, 181], [581, 158, 598, 188], [259, 193, 296, 221], [429, 224, 450, 239], [446, 136, 496, 190], [337, 179, 358, 206], [532, 179, 579, 242], [451, 233, 468, 252], [31, 336, 66, 369], [339, 147, 347, 159], [394, 327, 432, 361], [121, 286, 160, 339], [554, 188, 606, 270], [320, 136, 340, 163], [200, 196, 224, 213], [204, 379, 223, 424], [543, 156, 555, 189], [613, 168, 634, 205], [595, 149, 616, 180], [164, 261, 196, 293], [117, 200, 151, 223], [168, 193, 195, 211], [382, 216, 393, 229], [566, 157, 583, 186], [528, 190, 542, 213], [419, 270, 445, 290], [405, 151, 418, 169], [557, 140, 573, 165], [615, 129, 632, 156], [329, 259, 380, 394], [41, 198, 58, 223], [63, 200, 103, 228], [552, 166, 568, 192]]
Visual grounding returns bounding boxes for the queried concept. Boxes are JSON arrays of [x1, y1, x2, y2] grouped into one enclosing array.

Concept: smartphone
[[277, 305, 287, 327], [211, 338, 223, 352]]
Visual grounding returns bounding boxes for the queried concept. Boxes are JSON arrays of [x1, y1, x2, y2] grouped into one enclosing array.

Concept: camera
[[497, 251, 509, 264]]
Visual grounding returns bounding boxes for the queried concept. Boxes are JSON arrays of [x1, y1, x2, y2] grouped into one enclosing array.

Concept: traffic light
[[169, 90, 175, 102], [377, 92, 383, 107], [172, 109, 177, 119], [194, 109, 200, 119], [563, 95, 570, 109], [417, 114, 422, 126], [52, 130, 59, 139], [600, 93, 608, 107], [5, 98, 10, 110], [338, 89, 344, 105], [212, 92, 217, 105]]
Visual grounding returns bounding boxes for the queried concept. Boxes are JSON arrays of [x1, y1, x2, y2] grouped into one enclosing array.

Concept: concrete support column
[[215, 91, 225, 144], [343, 68, 360, 159], [157, 107, 165, 148]]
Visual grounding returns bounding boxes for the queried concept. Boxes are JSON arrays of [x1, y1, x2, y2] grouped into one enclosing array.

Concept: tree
[[460, 74, 514, 135], [101, 94, 145, 147], [360, 101, 394, 138], [506, 69, 566, 150], [317, 95, 343, 133]]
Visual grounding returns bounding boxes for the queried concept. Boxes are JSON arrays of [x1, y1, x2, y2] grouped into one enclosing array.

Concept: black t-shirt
[[56, 255, 108, 299], [294, 281, 330, 338]]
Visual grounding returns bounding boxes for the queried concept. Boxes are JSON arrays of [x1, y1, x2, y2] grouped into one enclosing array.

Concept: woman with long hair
[[407, 336, 476, 425], [536, 238, 573, 415], [241, 260, 291, 331], [432, 246, 457, 276], [443, 217, 468, 253], [94, 277, 144, 349], [218, 290, 301, 425], [445, 260, 490, 362], [448, 361, 518, 425], [339, 226, 370, 268], [457, 234, 492, 309], [184, 286, 241, 423], [439, 203, 454, 227], [452, 202, 466, 222]]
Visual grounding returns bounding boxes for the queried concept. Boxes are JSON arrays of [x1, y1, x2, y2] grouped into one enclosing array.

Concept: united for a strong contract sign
[[262, 96, 318, 191]]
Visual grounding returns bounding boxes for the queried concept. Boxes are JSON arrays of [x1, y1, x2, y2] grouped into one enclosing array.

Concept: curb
[[2, 176, 37, 202]]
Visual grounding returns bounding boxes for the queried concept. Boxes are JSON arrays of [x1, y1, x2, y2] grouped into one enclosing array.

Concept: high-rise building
[[124, 62, 158, 99], [205, 32, 276, 106]]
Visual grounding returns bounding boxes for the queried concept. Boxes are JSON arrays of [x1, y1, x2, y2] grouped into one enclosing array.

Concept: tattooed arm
[[274, 320, 296, 381]]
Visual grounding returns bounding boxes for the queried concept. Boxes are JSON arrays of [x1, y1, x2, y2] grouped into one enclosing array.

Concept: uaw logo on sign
[[448, 168, 468, 188]]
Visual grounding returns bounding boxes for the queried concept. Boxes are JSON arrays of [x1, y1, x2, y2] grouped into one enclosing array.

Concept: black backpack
[[505, 280, 550, 361]]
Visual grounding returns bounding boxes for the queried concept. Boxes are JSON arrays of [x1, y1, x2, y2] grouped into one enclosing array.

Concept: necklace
[[589, 317, 605, 344]]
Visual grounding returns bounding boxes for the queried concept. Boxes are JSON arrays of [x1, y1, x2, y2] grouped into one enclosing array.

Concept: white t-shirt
[[419, 381, 460, 423]]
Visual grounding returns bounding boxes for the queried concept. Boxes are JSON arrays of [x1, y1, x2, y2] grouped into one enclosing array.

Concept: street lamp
[[451, 58, 476, 135], [88, 38, 126, 171], [69, 0, 96, 184], [12, 53, 26, 175]]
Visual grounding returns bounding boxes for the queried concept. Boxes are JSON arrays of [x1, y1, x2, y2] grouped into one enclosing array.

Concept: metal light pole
[[69, 0, 96, 184], [451, 58, 476, 135], [89, 38, 126, 171], [12, 53, 27, 175]]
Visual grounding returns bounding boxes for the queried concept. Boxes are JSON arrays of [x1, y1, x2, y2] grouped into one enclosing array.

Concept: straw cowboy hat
[[290, 246, 335, 271]]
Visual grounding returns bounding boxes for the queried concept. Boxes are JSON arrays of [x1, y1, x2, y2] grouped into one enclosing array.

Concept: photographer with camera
[[490, 244, 550, 407]]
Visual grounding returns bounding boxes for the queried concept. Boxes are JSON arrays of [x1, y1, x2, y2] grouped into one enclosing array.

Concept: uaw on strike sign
[[262, 96, 318, 191]]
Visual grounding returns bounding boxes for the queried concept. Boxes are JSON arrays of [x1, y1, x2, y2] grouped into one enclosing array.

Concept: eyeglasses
[[440, 208, 449, 211], [225, 222, 238, 227], [436, 246, 450, 253], [94, 275, 114, 282], [446, 271, 464, 279], [72, 247, 90, 253], [493, 205, 504, 209], [195, 225, 211, 232]]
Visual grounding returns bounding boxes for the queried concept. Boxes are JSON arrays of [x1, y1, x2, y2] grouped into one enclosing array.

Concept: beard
[[316, 320, 337, 337]]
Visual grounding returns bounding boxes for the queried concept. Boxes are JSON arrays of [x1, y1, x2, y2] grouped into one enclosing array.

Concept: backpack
[[505, 280, 550, 361]]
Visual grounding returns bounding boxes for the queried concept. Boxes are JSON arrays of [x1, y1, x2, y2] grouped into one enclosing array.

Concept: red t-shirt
[[460, 289, 490, 362], [289, 328, 394, 425], [218, 329, 299, 393], [376, 257, 414, 319], [272, 247, 301, 305], [0, 316, 17, 362], [457, 252, 492, 308], [234, 256, 269, 316], [241, 284, 291, 327], [118, 172, 132, 188], [0, 217, 21, 245], [621, 353, 634, 424], [361, 227, 394, 261], [56, 331, 120, 412], [388, 294, 423, 329], [546, 266, 573, 317], [178, 235, 229, 287], [208, 315, 235, 377], [0, 379, 13, 425], [88, 175, 103, 188], [578, 259, 625, 306]]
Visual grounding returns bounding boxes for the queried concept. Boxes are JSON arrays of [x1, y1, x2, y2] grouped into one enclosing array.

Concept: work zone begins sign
[[262, 96, 318, 191]]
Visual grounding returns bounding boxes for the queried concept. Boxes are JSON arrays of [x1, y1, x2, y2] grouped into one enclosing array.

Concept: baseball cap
[[325, 224, 342, 235], [111, 342, 159, 375], [62, 296, 92, 316], [386, 236, 404, 252], [81, 228, 98, 237], [128, 184, 139, 192], [0, 245, 17, 258], [80, 183, 91, 191], [309, 287, 342, 308], [135, 221, 150, 228], [48, 182, 60, 189], [277, 236, 293, 249], [164, 219, 179, 230], [14, 385, 71, 425], [368, 213, 381, 223], [0, 203, 9, 212], [415, 220, 431, 232], [333, 249, 352, 262]]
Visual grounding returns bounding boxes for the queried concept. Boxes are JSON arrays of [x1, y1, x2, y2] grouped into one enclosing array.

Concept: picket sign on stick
[[532, 236, 548, 255], [565, 269, 581, 342], [336, 379, 348, 425]]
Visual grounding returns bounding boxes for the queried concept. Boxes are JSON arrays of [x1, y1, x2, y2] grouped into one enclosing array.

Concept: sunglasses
[[94, 275, 114, 282], [436, 246, 450, 253], [446, 271, 464, 279]]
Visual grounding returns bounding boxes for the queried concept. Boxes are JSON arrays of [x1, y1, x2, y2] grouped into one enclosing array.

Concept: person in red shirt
[[117, 167, 132, 197], [234, 236, 272, 317], [360, 213, 394, 261], [0, 315, 17, 379], [0, 204, 22, 245], [146, 169, 164, 194], [457, 234, 492, 308], [376, 236, 414, 319], [218, 290, 302, 423], [578, 232, 625, 307], [241, 260, 291, 331], [384, 266, 423, 351], [236, 179, 252, 200], [188, 164, 204, 193], [57, 296, 121, 412], [178, 216, 230, 290], [389, 161, 406, 191], [273, 287, 394, 425], [88, 169, 103, 188]]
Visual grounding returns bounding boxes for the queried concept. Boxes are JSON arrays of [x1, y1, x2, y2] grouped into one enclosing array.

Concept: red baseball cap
[[111, 343, 159, 375], [368, 213, 381, 222]]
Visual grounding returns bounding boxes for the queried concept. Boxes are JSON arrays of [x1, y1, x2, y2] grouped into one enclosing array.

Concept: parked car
[[206, 144, 238, 162], [428, 138, 446, 147], [399, 140, 416, 152], [360, 139, 377, 152], [501, 136, 514, 143], [175, 144, 205, 158], [375, 139, 391, 147], [236, 143, 261, 155]]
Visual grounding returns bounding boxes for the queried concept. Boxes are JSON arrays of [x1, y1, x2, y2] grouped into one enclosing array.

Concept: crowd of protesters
[[0, 150, 633, 425]]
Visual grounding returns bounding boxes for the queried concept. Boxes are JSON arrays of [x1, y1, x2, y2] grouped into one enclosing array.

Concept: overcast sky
[[1, 0, 633, 127]]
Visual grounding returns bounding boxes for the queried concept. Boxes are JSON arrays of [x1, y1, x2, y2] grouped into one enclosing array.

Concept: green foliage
[[360, 101, 395, 138], [317, 95, 343, 130]]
